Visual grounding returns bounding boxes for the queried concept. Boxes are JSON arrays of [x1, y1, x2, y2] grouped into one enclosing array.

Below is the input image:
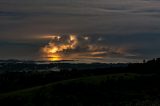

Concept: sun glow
[[47, 54, 62, 61], [42, 46, 62, 61], [41, 34, 78, 61]]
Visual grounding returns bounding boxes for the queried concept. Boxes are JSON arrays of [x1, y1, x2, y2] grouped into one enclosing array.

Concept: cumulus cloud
[[41, 34, 131, 62]]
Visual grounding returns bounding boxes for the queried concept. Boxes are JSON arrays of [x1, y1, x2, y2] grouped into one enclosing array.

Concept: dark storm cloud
[[0, 0, 160, 62]]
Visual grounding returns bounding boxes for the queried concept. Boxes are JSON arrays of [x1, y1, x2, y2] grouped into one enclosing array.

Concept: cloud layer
[[41, 34, 131, 62], [0, 0, 160, 62]]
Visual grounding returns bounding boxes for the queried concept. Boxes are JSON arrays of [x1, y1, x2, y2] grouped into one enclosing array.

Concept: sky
[[0, 0, 160, 63]]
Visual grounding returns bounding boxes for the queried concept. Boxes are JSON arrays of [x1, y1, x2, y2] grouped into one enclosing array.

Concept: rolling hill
[[0, 73, 160, 106]]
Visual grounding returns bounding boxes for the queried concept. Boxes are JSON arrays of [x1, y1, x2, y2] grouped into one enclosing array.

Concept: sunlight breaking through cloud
[[41, 34, 129, 62], [41, 34, 78, 61]]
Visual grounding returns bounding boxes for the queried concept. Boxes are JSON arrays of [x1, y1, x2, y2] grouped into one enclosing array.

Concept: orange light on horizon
[[41, 34, 78, 61], [47, 54, 62, 61]]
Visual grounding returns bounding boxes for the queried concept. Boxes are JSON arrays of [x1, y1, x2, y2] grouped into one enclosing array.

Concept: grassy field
[[0, 73, 160, 106]]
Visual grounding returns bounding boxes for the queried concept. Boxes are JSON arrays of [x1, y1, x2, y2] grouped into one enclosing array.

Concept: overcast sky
[[0, 0, 160, 63]]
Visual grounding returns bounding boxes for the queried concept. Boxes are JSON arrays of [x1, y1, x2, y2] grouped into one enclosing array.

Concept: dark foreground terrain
[[0, 58, 160, 106]]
